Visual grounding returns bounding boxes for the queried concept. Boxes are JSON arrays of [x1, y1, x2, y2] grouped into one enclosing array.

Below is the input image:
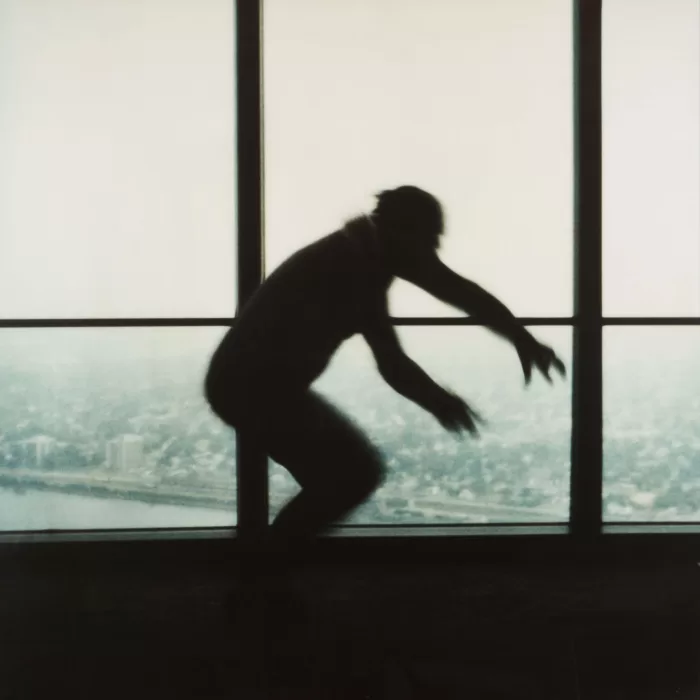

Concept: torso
[[207, 217, 391, 392]]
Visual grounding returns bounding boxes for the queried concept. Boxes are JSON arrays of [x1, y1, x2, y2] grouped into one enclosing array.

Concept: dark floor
[[1, 558, 699, 699]]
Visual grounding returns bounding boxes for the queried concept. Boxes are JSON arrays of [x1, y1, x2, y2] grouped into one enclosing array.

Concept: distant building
[[106, 440, 120, 472], [106, 434, 144, 472], [19, 435, 56, 468]]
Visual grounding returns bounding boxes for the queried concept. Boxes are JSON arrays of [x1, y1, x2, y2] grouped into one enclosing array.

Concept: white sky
[[603, 0, 700, 316], [0, 0, 697, 320], [0, 0, 236, 319], [264, 0, 573, 317]]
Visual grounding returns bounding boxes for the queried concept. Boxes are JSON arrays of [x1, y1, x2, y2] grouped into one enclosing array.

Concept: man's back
[[209, 218, 389, 388]]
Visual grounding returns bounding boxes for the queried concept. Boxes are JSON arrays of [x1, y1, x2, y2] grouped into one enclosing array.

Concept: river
[[0, 487, 234, 532]]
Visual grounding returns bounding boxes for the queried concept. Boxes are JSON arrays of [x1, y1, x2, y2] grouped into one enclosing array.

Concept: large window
[[271, 328, 572, 525], [604, 328, 700, 522], [264, 0, 573, 318], [0, 0, 237, 531], [0, 328, 234, 530], [602, 0, 700, 523], [264, 0, 573, 525], [603, 0, 699, 318], [3, 0, 699, 541]]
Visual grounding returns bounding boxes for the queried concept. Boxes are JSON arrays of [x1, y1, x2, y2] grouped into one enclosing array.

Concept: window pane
[[603, 0, 700, 316], [263, 0, 573, 317], [270, 327, 571, 525], [0, 328, 235, 530], [604, 327, 700, 522], [0, 0, 236, 318]]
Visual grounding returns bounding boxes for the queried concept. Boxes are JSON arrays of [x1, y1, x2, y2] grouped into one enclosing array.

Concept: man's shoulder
[[292, 228, 350, 255], [266, 220, 378, 284], [286, 217, 374, 255], [308, 227, 364, 266]]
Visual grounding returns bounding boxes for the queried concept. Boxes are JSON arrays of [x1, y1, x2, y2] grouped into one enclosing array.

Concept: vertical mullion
[[236, 0, 268, 538], [570, 0, 603, 536]]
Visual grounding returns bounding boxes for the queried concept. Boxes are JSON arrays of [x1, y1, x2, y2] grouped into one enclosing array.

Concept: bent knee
[[363, 457, 387, 492], [204, 376, 247, 429], [204, 369, 264, 427], [335, 451, 386, 500], [203, 377, 232, 421]]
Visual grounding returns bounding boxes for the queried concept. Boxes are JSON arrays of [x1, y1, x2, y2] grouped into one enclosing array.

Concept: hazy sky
[[0, 0, 236, 319], [264, 0, 573, 317], [603, 0, 699, 316], [1, 0, 697, 321]]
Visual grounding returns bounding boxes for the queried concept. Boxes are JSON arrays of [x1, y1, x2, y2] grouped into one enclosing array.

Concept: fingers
[[468, 406, 487, 426], [461, 405, 483, 437], [461, 421, 479, 439], [442, 418, 467, 438], [546, 353, 566, 380], [546, 348, 565, 372], [441, 413, 479, 438], [555, 356, 567, 377], [436, 394, 485, 438], [534, 347, 567, 383]]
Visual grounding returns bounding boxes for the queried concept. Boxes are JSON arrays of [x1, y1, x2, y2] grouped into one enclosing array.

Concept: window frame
[[2, 0, 700, 568]]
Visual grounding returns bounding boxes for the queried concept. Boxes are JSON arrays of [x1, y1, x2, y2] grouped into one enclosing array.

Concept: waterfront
[[0, 486, 234, 531]]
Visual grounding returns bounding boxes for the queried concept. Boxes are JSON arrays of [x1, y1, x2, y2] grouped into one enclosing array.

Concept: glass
[[0, 0, 236, 318], [604, 327, 700, 522], [270, 327, 571, 525], [603, 0, 700, 316], [0, 327, 235, 530], [263, 0, 573, 317]]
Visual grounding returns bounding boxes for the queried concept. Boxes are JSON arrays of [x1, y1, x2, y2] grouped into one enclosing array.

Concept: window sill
[[2, 524, 700, 576]]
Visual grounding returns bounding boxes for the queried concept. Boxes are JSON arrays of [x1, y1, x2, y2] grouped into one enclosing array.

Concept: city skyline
[[1, 325, 700, 529]]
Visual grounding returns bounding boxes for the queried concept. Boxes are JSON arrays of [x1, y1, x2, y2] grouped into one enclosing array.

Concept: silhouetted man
[[205, 185, 565, 553]]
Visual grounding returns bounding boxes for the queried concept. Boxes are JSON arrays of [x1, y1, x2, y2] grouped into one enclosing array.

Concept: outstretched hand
[[433, 390, 485, 439], [516, 338, 566, 386]]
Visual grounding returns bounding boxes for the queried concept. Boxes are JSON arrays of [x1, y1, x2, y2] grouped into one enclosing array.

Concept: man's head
[[371, 185, 444, 250]]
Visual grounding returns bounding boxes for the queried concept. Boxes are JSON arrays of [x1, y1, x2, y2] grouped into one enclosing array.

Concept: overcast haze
[[603, 0, 699, 317], [0, 0, 236, 319], [1, 0, 697, 323], [264, 0, 573, 318]]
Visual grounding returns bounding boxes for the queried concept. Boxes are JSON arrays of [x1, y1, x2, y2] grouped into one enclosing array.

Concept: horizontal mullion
[[0, 318, 235, 328], [603, 317, 700, 325], [390, 316, 573, 325], [0, 316, 573, 329], [396, 317, 700, 326], [5, 316, 700, 329], [0, 316, 573, 328]]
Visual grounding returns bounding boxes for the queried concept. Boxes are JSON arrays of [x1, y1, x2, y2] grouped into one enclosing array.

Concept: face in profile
[[426, 221, 444, 251], [373, 185, 445, 254]]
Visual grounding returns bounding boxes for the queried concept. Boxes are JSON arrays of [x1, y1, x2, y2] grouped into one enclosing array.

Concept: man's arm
[[362, 313, 443, 413], [395, 250, 566, 384], [361, 299, 483, 436], [396, 251, 532, 347]]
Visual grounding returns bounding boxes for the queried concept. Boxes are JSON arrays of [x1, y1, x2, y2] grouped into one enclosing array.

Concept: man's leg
[[206, 371, 384, 539], [245, 389, 385, 591], [265, 389, 386, 540], [206, 381, 384, 605]]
